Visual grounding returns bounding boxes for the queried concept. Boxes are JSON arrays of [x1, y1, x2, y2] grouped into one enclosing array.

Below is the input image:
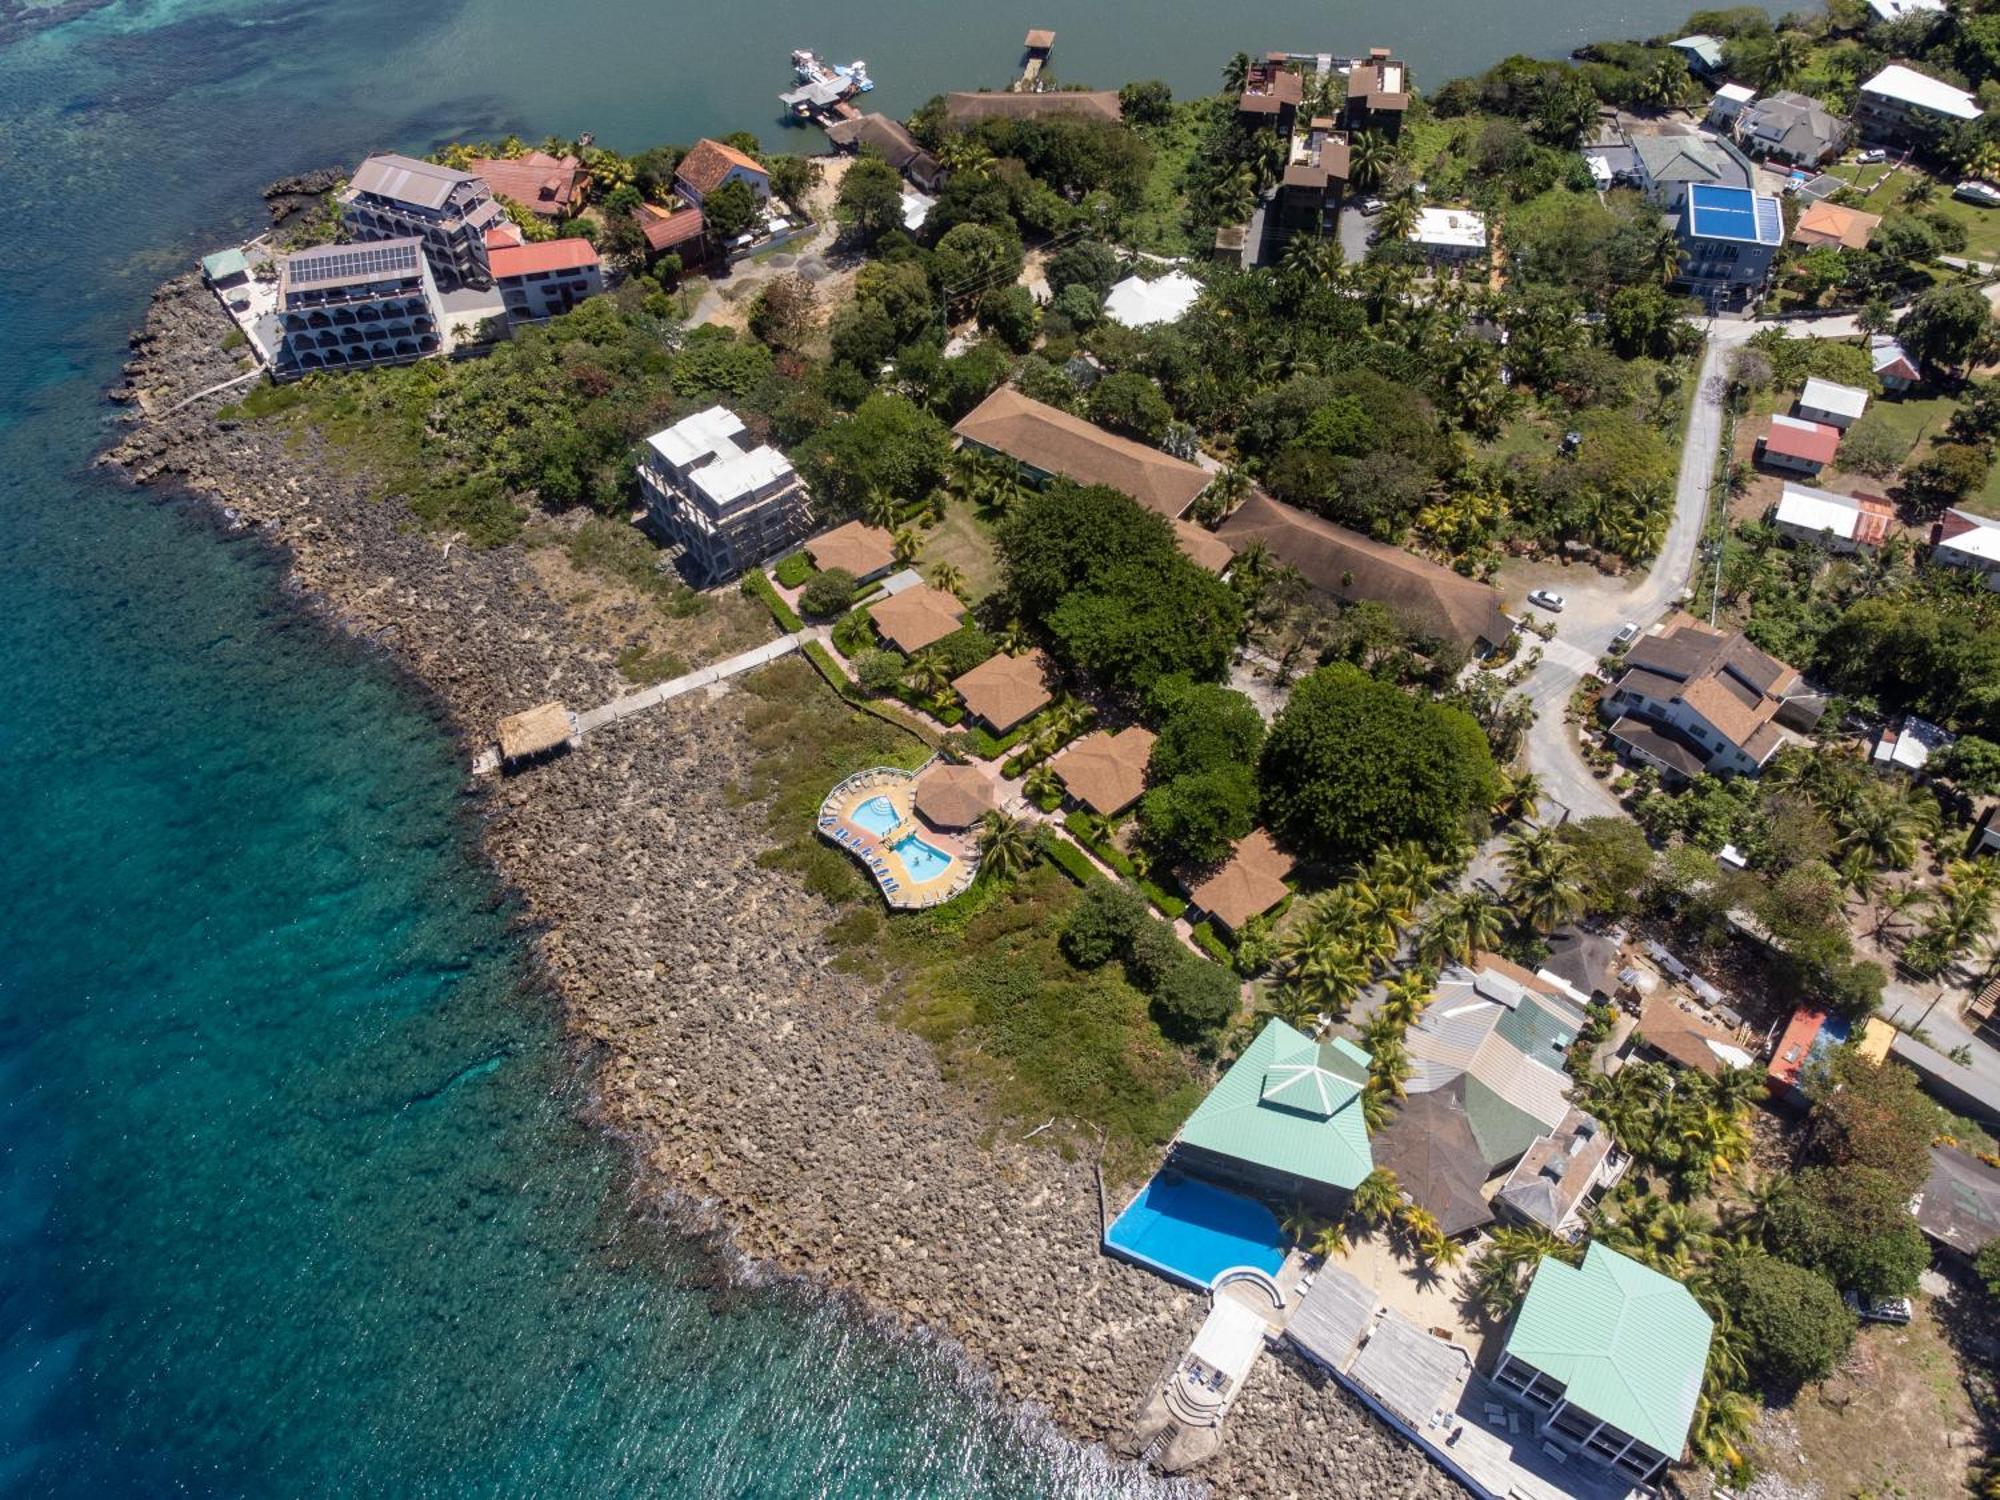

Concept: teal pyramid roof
[[1505, 1243, 1713, 1457], [1179, 1019, 1374, 1190]]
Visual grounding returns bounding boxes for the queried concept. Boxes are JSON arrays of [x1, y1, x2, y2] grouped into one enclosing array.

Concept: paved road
[[1506, 323, 1763, 821]]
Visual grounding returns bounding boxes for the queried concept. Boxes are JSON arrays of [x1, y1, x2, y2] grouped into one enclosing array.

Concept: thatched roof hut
[[496, 701, 575, 765]]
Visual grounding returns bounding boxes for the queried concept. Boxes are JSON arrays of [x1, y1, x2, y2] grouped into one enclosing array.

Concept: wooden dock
[[1015, 28, 1054, 90], [473, 629, 808, 774]]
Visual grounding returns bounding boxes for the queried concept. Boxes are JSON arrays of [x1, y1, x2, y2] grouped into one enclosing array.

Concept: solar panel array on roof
[[1753, 194, 1782, 242], [287, 240, 422, 288]]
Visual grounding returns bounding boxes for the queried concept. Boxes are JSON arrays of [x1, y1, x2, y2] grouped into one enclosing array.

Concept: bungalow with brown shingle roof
[[675, 139, 769, 206], [1635, 995, 1758, 1077], [953, 387, 1211, 519], [1214, 491, 1513, 654], [868, 585, 965, 653], [1172, 517, 1234, 573], [805, 519, 896, 581], [636, 200, 707, 259], [1050, 726, 1156, 815], [1188, 829, 1295, 932], [952, 650, 1053, 733]]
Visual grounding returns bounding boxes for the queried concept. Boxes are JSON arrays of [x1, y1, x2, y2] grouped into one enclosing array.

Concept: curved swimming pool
[[851, 795, 901, 837], [893, 833, 953, 883]]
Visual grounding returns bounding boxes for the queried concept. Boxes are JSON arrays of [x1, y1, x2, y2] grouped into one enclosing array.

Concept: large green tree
[[1258, 664, 1499, 866], [1762, 1165, 1930, 1301], [1805, 1052, 1940, 1194], [1898, 284, 1996, 373], [834, 157, 907, 243], [796, 393, 951, 515], [1712, 1254, 1857, 1393]]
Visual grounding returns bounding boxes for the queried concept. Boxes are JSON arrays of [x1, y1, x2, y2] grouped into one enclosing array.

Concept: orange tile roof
[[676, 138, 768, 197], [469, 151, 587, 218], [488, 237, 599, 280], [868, 586, 965, 653], [1791, 200, 1881, 251], [637, 202, 705, 253], [951, 650, 1052, 732], [805, 519, 895, 578], [1189, 829, 1296, 930], [953, 387, 1211, 519]]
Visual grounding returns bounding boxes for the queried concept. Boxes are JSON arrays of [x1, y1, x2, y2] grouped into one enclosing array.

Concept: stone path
[[573, 629, 810, 734]]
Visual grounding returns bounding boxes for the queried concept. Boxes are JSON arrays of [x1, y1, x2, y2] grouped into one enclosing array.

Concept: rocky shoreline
[[102, 271, 1458, 1500]]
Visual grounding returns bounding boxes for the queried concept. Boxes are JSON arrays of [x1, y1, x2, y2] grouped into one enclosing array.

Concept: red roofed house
[[1756, 413, 1840, 476], [469, 151, 590, 221], [489, 237, 603, 324], [674, 139, 770, 207], [635, 201, 708, 264]]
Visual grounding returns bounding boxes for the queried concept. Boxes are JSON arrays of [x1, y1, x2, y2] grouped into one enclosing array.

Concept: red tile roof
[[676, 139, 768, 197], [488, 237, 600, 280], [1760, 417, 1840, 466], [469, 151, 587, 218], [485, 222, 526, 250], [637, 203, 706, 253]]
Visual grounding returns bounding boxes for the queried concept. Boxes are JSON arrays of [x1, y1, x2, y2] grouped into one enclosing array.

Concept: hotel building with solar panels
[[272, 238, 448, 381], [1675, 183, 1784, 309], [337, 154, 507, 290]]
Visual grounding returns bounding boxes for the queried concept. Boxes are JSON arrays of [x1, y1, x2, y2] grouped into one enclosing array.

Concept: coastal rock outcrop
[[102, 272, 1456, 1500]]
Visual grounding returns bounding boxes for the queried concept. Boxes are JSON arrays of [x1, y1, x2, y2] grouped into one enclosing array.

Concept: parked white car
[[1526, 589, 1566, 613], [1843, 1290, 1914, 1324], [1954, 180, 2000, 208], [1855, 148, 1888, 165], [1612, 622, 1641, 648]]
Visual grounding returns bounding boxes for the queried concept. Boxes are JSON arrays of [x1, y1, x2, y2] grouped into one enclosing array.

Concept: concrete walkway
[[573, 629, 809, 734]]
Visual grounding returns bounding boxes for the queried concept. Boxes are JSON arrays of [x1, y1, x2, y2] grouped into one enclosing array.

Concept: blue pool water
[[1104, 1174, 1287, 1290], [852, 795, 902, 838], [895, 834, 955, 883]]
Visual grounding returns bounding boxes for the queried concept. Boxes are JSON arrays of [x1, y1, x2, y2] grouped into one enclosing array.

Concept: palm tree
[[1491, 768, 1543, 824], [1375, 191, 1419, 246], [1282, 937, 1371, 1027], [1222, 51, 1253, 95], [905, 650, 951, 701], [929, 561, 968, 599], [1350, 1167, 1402, 1230], [1416, 889, 1505, 968], [1870, 882, 1928, 941], [1211, 167, 1259, 225], [1279, 1199, 1321, 1248], [1769, 30, 1807, 88], [1349, 129, 1395, 192], [891, 525, 921, 567], [860, 483, 898, 531], [1465, 1224, 1576, 1319], [1023, 763, 1061, 804], [1377, 969, 1434, 1030], [1501, 828, 1585, 935], [977, 810, 1035, 880], [1642, 220, 1683, 286], [1836, 795, 1927, 871]]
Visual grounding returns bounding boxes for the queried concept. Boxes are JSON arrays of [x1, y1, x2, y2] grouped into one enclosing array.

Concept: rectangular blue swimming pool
[[1104, 1172, 1285, 1291]]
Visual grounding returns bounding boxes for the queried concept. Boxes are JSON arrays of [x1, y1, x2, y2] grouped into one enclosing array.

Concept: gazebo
[[913, 762, 995, 829]]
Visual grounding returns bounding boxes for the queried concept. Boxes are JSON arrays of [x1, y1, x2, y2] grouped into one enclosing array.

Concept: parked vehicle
[[1612, 622, 1641, 648], [1358, 197, 1385, 216], [1843, 1290, 1914, 1324], [1527, 589, 1566, 613], [1855, 148, 1887, 165], [1954, 180, 2000, 208]]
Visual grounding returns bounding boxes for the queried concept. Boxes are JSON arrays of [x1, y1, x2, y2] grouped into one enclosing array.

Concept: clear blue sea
[[0, 0, 1740, 1492]]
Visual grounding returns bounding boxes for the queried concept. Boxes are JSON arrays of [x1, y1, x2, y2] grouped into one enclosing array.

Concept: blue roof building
[[1677, 183, 1783, 309]]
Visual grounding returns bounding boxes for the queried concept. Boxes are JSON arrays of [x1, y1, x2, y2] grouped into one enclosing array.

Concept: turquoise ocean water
[[0, 0, 1736, 1492]]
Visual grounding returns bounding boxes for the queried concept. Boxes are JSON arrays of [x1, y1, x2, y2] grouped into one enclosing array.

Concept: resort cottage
[[1493, 1243, 1713, 1483], [1872, 334, 1920, 390], [272, 239, 447, 381], [1633, 994, 1757, 1077], [1170, 1017, 1375, 1215], [824, 114, 943, 193], [638, 406, 812, 584], [951, 650, 1052, 735], [1185, 829, 1295, 935], [1343, 49, 1412, 138], [804, 518, 896, 583], [867, 585, 966, 654], [338, 153, 505, 290], [1491, 1106, 1619, 1238], [1790, 200, 1880, 251], [1049, 726, 1155, 816]]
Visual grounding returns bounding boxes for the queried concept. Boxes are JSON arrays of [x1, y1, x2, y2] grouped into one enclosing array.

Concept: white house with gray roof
[[1630, 133, 1751, 210], [1732, 89, 1849, 166], [339, 153, 507, 289]]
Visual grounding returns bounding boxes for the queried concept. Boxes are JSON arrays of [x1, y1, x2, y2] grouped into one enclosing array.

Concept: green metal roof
[[1505, 1243, 1712, 1458], [1462, 1077, 1550, 1170], [1179, 1020, 1374, 1190], [201, 247, 250, 281], [1493, 993, 1580, 1066]]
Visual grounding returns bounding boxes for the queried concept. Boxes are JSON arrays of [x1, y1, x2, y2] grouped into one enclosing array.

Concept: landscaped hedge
[[1062, 812, 1188, 919], [891, 682, 964, 725], [741, 569, 804, 633], [964, 717, 1035, 761], [1190, 920, 1233, 964], [831, 606, 877, 658], [1040, 833, 1103, 887], [802, 639, 857, 695], [773, 551, 814, 588]]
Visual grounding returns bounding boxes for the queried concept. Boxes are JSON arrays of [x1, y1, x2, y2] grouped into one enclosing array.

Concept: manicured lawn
[[1824, 163, 2000, 261], [1855, 390, 2000, 515], [919, 497, 1003, 604], [1483, 414, 1559, 464]]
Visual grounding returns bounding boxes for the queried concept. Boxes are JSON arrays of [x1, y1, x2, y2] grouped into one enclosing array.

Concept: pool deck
[[817, 764, 978, 908]]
